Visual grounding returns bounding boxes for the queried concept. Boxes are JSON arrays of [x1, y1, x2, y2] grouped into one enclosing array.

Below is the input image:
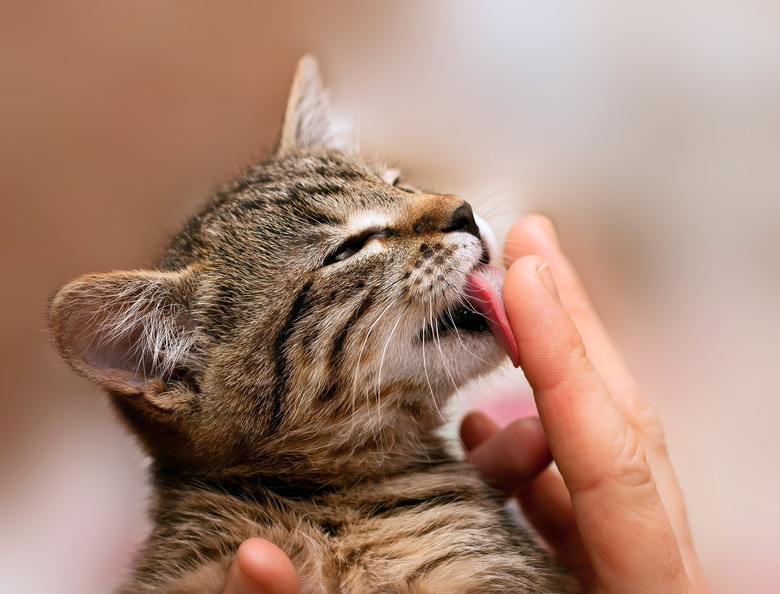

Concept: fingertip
[[226, 539, 300, 594], [504, 214, 559, 267], [503, 254, 591, 410], [510, 415, 548, 450], [460, 410, 500, 452], [502, 416, 553, 477], [504, 255, 555, 369], [466, 416, 553, 495], [504, 254, 554, 314], [506, 252, 546, 276]]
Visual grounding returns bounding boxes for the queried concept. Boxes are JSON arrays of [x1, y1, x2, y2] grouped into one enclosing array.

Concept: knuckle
[[572, 427, 655, 497], [610, 427, 655, 490]]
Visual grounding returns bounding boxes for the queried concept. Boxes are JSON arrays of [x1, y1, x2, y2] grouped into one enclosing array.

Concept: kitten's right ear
[[277, 55, 355, 154], [49, 268, 201, 411]]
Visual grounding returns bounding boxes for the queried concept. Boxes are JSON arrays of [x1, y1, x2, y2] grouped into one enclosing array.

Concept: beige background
[[2, 1, 779, 592]]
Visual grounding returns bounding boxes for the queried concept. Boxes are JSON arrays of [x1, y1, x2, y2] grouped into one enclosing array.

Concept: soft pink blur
[[2, 2, 779, 592]]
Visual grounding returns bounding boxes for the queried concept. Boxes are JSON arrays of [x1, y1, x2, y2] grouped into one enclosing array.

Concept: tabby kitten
[[49, 57, 576, 593]]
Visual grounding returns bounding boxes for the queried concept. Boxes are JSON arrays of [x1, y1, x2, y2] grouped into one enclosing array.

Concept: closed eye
[[324, 228, 386, 266]]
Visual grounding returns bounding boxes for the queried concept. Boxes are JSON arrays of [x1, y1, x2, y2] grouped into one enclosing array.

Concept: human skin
[[221, 538, 299, 594], [222, 215, 709, 594]]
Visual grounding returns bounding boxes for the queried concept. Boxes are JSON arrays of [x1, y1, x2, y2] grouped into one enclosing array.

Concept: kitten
[[49, 57, 577, 593]]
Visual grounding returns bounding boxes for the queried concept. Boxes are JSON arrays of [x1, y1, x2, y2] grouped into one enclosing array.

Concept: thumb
[[222, 539, 300, 594]]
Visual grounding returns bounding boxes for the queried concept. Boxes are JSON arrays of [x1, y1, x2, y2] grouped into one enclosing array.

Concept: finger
[[505, 255, 689, 591], [503, 215, 641, 413], [222, 539, 300, 594], [461, 413, 586, 580], [504, 217, 702, 578], [459, 410, 501, 451], [460, 412, 552, 495], [516, 468, 591, 584]]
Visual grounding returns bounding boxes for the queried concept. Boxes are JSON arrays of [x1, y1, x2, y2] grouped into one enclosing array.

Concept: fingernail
[[537, 261, 560, 301]]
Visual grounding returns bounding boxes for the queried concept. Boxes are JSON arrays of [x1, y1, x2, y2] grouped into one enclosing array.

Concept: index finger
[[504, 216, 704, 585], [503, 216, 640, 407], [505, 255, 689, 592]]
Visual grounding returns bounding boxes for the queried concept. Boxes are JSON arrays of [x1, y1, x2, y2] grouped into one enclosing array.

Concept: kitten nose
[[442, 201, 480, 239], [410, 194, 481, 239]]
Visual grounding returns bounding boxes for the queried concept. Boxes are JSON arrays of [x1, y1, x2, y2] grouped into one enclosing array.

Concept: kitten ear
[[49, 268, 201, 405], [278, 55, 355, 154]]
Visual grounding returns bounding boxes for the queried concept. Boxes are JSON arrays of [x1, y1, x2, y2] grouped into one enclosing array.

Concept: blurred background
[[2, 1, 779, 592]]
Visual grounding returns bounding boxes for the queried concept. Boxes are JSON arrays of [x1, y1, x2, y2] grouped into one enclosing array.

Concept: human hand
[[221, 538, 299, 594], [460, 215, 709, 592]]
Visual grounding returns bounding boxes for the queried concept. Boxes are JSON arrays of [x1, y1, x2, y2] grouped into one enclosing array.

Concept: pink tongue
[[464, 265, 520, 367]]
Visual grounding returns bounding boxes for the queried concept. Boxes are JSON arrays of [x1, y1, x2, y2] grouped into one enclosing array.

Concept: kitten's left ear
[[277, 55, 355, 154], [48, 268, 202, 402]]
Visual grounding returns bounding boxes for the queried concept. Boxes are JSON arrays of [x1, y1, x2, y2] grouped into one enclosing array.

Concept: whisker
[[420, 301, 437, 411], [352, 297, 399, 409], [374, 308, 407, 428], [432, 298, 458, 393]]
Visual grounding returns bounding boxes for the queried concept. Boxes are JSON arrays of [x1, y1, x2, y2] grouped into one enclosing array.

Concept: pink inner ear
[[70, 316, 151, 391], [79, 329, 135, 370]]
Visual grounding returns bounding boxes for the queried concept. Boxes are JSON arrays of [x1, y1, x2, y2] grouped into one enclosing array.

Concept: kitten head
[[49, 57, 517, 484]]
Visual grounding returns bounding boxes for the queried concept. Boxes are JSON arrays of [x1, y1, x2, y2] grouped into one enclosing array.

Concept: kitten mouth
[[428, 305, 491, 335], [422, 265, 520, 367]]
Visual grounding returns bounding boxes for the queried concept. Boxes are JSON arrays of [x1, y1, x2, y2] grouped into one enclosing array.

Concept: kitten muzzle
[[425, 265, 520, 367], [463, 265, 520, 367]]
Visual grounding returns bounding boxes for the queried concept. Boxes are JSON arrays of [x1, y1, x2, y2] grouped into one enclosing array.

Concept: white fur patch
[[381, 168, 401, 185], [474, 214, 498, 264], [346, 211, 394, 234]]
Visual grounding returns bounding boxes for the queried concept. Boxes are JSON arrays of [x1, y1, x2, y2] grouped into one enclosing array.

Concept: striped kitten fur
[[49, 57, 577, 593]]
